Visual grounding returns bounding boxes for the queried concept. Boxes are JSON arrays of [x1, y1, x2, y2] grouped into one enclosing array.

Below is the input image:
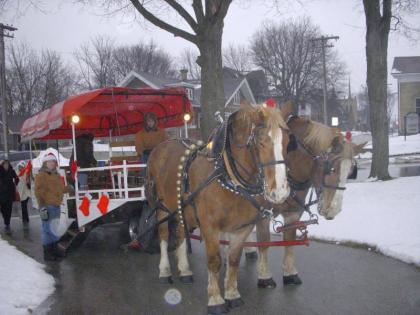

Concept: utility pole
[[311, 35, 339, 125], [0, 23, 17, 159]]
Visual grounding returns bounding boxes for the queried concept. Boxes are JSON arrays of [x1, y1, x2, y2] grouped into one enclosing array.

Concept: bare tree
[[223, 44, 253, 73], [251, 17, 346, 113], [362, 0, 419, 179], [79, 0, 233, 138], [363, 0, 392, 179], [74, 35, 116, 89], [0, 0, 46, 18], [74, 36, 176, 88], [5, 42, 75, 116], [113, 40, 175, 82], [39, 50, 74, 109], [179, 48, 201, 80]]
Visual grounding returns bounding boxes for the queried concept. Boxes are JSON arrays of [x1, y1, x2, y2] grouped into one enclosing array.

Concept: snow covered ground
[[361, 133, 420, 158], [0, 237, 55, 314], [307, 176, 420, 266]]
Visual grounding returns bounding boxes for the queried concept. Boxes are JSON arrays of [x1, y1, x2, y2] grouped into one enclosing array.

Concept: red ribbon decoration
[[265, 98, 276, 108], [71, 160, 78, 181], [18, 160, 32, 177]]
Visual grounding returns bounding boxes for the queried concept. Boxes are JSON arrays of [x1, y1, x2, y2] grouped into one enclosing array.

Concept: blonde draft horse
[[254, 101, 367, 288], [146, 102, 291, 314]]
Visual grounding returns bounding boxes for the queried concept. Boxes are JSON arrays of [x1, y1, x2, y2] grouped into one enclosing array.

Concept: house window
[[186, 88, 194, 100], [233, 92, 240, 105], [416, 98, 420, 116]]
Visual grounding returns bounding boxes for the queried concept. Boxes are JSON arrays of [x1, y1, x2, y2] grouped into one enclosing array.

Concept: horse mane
[[302, 120, 338, 152], [235, 104, 288, 137], [303, 120, 354, 158], [259, 106, 289, 132]]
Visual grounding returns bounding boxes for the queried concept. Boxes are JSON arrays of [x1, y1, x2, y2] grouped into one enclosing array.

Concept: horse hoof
[[207, 303, 229, 314], [226, 297, 244, 309], [257, 278, 277, 289], [283, 274, 302, 286], [159, 276, 173, 284], [179, 275, 194, 284], [245, 252, 258, 260]]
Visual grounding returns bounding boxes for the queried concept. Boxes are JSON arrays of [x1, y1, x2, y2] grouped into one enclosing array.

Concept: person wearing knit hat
[[135, 113, 168, 162], [42, 153, 58, 163], [35, 152, 72, 261]]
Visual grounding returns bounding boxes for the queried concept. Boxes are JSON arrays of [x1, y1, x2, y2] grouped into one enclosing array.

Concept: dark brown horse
[[253, 102, 366, 288], [146, 103, 291, 314]]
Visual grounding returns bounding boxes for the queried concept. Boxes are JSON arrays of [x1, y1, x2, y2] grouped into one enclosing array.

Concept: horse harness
[[180, 113, 288, 227], [283, 115, 348, 216]]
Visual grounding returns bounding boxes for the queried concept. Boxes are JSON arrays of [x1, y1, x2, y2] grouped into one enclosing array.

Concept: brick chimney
[[180, 68, 188, 81]]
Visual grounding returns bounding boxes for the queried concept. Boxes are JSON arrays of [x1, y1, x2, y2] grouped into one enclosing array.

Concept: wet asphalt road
[[2, 217, 420, 315]]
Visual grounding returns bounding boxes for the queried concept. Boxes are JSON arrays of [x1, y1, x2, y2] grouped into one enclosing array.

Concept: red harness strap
[[188, 233, 309, 247]]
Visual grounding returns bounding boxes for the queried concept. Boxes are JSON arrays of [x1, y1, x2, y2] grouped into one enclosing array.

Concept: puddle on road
[[351, 163, 420, 182], [397, 165, 420, 177]]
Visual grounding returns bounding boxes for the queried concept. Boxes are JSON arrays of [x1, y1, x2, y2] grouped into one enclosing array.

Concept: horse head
[[303, 123, 366, 219], [228, 101, 291, 204]]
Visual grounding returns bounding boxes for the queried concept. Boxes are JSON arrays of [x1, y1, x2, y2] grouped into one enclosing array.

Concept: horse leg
[[204, 230, 228, 315], [224, 226, 253, 309], [244, 231, 258, 260], [256, 219, 277, 289], [158, 215, 172, 284], [220, 232, 229, 265], [175, 225, 193, 284], [282, 212, 303, 286]]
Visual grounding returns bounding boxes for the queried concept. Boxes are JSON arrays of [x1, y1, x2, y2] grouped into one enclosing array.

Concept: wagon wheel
[[128, 204, 161, 254]]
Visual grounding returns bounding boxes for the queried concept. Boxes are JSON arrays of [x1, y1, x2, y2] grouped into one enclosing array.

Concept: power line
[[0, 23, 18, 158], [311, 35, 339, 126]]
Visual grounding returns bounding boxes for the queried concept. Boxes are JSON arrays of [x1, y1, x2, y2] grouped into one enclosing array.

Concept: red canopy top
[[20, 87, 193, 141]]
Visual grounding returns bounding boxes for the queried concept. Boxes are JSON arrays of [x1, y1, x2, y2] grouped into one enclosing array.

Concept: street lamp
[[71, 114, 80, 161], [183, 112, 191, 138], [71, 114, 80, 124]]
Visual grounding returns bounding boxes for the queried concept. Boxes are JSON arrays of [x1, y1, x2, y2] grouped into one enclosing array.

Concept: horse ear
[[280, 100, 293, 120], [352, 141, 368, 155]]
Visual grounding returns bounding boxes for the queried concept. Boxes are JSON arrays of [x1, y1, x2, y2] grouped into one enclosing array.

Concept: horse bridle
[[225, 121, 288, 196], [288, 131, 347, 193]]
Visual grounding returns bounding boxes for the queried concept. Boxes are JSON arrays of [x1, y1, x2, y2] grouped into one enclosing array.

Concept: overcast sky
[[2, 0, 420, 94]]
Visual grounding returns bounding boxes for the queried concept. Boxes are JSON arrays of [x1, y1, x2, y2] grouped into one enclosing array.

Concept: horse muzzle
[[266, 185, 290, 204]]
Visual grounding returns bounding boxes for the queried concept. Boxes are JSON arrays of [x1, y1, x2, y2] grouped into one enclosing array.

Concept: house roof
[[119, 69, 257, 106], [118, 70, 182, 88], [222, 67, 268, 101], [392, 56, 420, 74]]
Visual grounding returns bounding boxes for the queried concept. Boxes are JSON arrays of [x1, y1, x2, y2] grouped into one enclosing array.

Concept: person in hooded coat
[[0, 160, 19, 234], [134, 112, 168, 162], [34, 153, 72, 261]]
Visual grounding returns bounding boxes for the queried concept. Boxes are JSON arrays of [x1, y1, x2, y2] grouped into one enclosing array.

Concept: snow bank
[[0, 237, 55, 314], [362, 134, 420, 158], [307, 176, 420, 266]]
